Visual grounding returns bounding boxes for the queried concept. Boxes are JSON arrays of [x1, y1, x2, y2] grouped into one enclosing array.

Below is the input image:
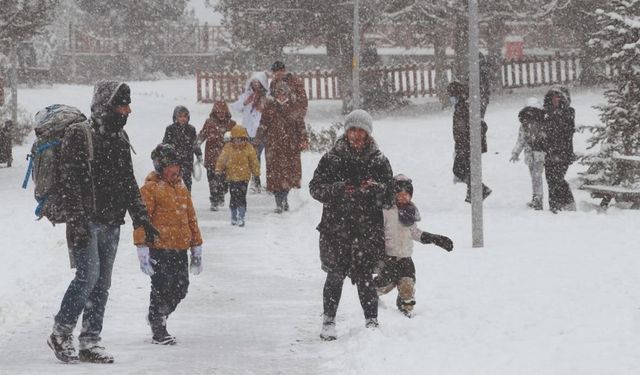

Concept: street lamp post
[[352, 0, 360, 109], [468, 0, 484, 247]]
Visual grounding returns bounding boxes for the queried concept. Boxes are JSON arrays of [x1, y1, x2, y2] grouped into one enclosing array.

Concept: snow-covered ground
[[1, 80, 639, 375]]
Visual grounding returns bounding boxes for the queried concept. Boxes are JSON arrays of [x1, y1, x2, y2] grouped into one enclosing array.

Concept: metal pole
[[9, 44, 18, 126], [352, 0, 360, 109], [468, 0, 484, 247]]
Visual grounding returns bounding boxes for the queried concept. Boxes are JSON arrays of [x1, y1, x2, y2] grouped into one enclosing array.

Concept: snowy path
[[1, 81, 640, 374]]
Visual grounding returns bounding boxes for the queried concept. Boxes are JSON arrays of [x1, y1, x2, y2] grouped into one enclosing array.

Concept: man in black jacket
[[309, 109, 393, 340], [47, 81, 159, 364]]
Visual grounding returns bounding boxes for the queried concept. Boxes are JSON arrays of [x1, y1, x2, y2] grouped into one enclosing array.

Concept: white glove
[[190, 245, 203, 275], [137, 246, 155, 276]]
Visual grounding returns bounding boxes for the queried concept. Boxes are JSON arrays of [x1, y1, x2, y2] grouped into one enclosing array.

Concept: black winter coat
[[452, 99, 487, 180], [61, 119, 148, 227], [60, 80, 148, 227], [309, 136, 393, 280], [543, 89, 575, 163], [162, 122, 202, 174], [518, 106, 547, 152]]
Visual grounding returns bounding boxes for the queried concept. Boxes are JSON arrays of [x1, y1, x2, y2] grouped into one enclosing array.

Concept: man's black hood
[[91, 80, 131, 134]]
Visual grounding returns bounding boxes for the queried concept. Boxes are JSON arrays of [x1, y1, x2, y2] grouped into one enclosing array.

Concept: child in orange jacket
[[134, 143, 203, 345], [215, 125, 260, 227]]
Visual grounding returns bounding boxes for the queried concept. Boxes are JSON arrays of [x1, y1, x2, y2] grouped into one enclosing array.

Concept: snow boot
[[237, 207, 246, 227], [47, 332, 78, 363], [151, 319, 176, 345], [396, 277, 416, 317], [527, 195, 543, 210], [78, 345, 114, 363], [365, 317, 379, 329], [230, 208, 238, 225], [210, 201, 219, 211], [319, 315, 337, 341]]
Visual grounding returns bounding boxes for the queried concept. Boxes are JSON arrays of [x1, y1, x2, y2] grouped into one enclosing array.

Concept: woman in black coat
[[447, 81, 491, 202], [309, 109, 393, 340], [542, 88, 576, 212]]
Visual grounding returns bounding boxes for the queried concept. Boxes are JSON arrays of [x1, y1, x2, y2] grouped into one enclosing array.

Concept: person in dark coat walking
[[309, 109, 394, 341], [0, 120, 12, 166], [197, 101, 236, 210], [48, 81, 159, 364], [447, 81, 491, 203], [162, 106, 202, 191], [542, 87, 576, 212]]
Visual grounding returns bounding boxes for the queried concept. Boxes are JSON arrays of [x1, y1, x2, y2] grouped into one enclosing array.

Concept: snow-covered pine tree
[[579, 0, 640, 188]]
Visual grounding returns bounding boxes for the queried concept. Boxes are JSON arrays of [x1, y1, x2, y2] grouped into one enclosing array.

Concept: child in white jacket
[[510, 98, 547, 210], [375, 174, 453, 317]]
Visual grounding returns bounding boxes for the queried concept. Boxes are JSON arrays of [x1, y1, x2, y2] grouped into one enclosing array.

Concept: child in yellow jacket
[[216, 125, 260, 226], [133, 143, 203, 345]]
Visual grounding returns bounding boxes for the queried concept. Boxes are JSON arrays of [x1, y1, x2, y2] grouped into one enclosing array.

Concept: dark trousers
[[206, 168, 228, 205], [148, 249, 189, 325], [229, 181, 248, 209], [374, 256, 416, 287], [545, 159, 575, 210], [181, 165, 193, 192], [323, 271, 378, 320]]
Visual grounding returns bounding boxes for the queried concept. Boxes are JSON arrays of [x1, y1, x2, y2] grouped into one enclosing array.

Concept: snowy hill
[[0, 80, 639, 374]]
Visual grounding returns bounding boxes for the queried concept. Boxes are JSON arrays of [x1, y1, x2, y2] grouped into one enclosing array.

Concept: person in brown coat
[[197, 100, 236, 211], [269, 60, 308, 123], [256, 81, 309, 213]]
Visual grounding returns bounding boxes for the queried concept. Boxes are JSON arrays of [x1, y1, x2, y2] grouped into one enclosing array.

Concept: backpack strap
[[22, 140, 62, 189]]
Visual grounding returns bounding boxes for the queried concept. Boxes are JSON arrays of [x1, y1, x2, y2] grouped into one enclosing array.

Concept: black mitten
[[420, 232, 453, 252], [398, 203, 420, 226]]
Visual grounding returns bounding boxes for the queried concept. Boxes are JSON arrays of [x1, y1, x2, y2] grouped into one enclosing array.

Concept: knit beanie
[[344, 109, 373, 136], [151, 143, 179, 173], [394, 174, 414, 196]]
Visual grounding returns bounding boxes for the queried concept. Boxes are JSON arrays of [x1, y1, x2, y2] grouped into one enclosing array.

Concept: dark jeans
[[54, 222, 120, 349], [148, 249, 189, 325], [323, 271, 378, 320], [181, 165, 193, 192], [206, 168, 228, 205], [545, 159, 575, 210], [229, 181, 248, 209]]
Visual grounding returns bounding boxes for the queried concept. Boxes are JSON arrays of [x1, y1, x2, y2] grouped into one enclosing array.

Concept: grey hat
[[344, 109, 373, 136]]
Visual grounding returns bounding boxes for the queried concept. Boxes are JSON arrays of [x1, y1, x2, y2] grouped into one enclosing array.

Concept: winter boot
[[365, 317, 379, 329], [151, 320, 176, 346], [465, 185, 492, 203], [527, 195, 543, 210], [230, 208, 238, 225], [237, 207, 246, 227], [210, 201, 218, 211], [78, 345, 114, 363], [47, 332, 79, 363], [283, 196, 289, 212], [319, 315, 337, 341], [396, 277, 416, 317]]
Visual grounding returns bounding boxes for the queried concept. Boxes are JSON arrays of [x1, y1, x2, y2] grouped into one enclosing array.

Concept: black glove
[[420, 232, 453, 252], [66, 218, 90, 249], [142, 221, 160, 244]]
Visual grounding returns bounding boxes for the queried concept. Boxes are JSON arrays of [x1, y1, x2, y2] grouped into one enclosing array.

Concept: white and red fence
[[197, 54, 602, 103]]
